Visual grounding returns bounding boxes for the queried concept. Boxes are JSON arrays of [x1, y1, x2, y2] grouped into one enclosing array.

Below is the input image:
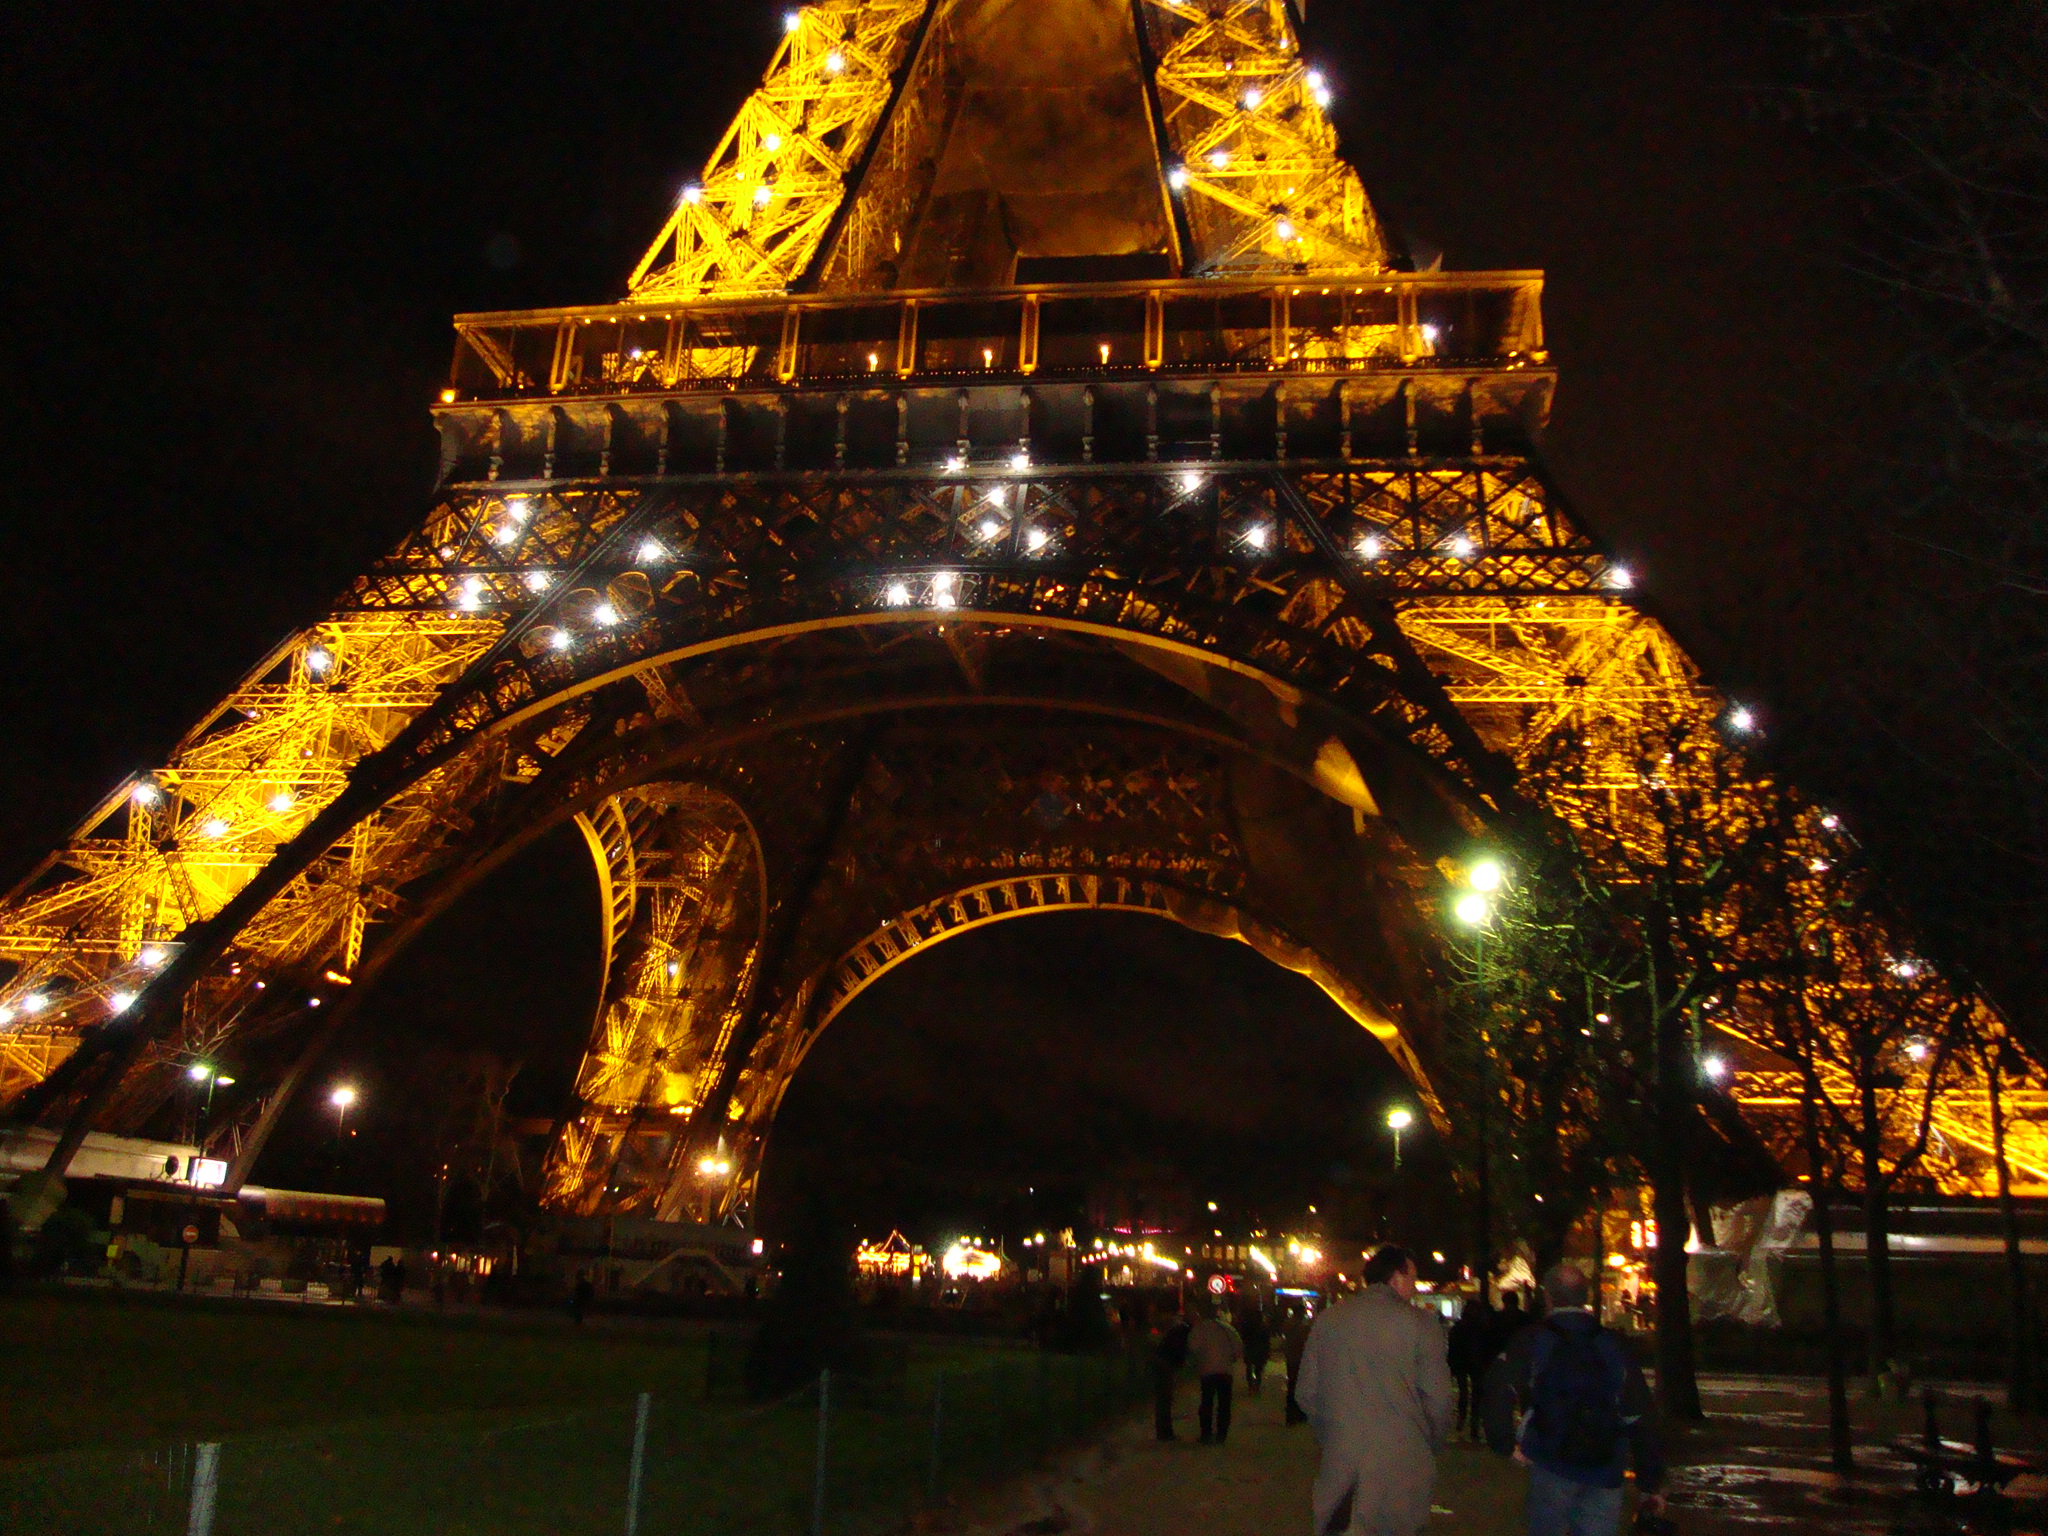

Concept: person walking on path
[[1152, 1307, 1192, 1440], [1447, 1295, 1496, 1439], [1188, 1302, 1244, 1444], [1283, 1302, 1313, 1425], [1241, 1305, 1273, 1396], [1296, 1246, 1456, 1536], [1489, 1290, 1532, 1362], [1482, 1263, 1666, 1536]]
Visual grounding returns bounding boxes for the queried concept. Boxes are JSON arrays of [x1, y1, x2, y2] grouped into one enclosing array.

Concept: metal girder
[[1138, 0, 1388, 276], [627, 1, 931, 303]]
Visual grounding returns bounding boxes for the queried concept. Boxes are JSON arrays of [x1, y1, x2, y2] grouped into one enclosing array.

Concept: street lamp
[[1450, 859, 1503, 1303], [329, 1084, 358, 1187], [1387, 1107, 1415, 1169]]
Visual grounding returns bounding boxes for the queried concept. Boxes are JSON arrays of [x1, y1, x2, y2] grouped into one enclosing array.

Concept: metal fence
[[0, 1344, 1149, 1536]]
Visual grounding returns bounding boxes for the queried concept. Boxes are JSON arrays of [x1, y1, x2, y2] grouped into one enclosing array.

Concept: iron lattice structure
[[3, 0, 2037, 1221]]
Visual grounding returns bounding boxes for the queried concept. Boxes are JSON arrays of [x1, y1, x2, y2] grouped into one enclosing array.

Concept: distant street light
[[1387, 1107, 1415, 1168], [329, 1084, 358, 1188]]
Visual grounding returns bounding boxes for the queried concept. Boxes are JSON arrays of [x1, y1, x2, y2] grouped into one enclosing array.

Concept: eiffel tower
[[2, 0, 2037, 1225]]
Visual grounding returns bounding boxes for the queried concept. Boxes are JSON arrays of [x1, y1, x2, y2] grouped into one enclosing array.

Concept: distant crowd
[[1147, 1250, 1666, 1536]]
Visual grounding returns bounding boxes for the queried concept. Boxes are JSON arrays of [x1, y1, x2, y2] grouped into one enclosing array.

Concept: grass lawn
[[0, 1287, 712, 1458], [0, 1286, 1142, 1536]]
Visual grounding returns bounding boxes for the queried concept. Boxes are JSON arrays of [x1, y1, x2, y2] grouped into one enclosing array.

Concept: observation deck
[[437, 270, 1552, 485]]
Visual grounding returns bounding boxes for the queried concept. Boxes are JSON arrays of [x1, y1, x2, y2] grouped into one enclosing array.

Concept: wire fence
[[0, 1342, 1151, 1536]]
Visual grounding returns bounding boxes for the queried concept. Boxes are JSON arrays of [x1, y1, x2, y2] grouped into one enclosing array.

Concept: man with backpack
[[1483, 1263, 1667, 1536]]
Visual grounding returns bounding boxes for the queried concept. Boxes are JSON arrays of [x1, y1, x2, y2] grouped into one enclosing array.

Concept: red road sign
[[182, 1225, 199, 1246]]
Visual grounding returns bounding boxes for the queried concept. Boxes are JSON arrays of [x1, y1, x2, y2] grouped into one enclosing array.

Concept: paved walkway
[[947, 1379, 1526, 1536], [944, 1371, 2048, 1536]]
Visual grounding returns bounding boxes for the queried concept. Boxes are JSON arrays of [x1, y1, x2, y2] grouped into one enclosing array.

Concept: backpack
[[1527, 1320, 1625, 1469]]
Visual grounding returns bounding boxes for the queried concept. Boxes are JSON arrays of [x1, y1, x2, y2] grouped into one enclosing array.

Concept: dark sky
[[2, 3, 1879, 1232]]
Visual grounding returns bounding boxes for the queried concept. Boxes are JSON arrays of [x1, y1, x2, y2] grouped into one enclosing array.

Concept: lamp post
[[330, 1084, 358, 1188], [1386, 1107, 1414, 1169], [1454, 859, 1502, 1303]]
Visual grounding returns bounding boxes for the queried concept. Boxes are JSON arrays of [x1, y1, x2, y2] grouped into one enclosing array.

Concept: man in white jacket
[[1295, 1246, 1457, 1535], [1187, 1301, 1244, 1443]]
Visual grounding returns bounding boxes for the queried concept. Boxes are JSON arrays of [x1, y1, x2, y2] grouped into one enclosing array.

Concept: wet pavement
[[1666, 1378, 2048, 1536], [928, 1371, 2048, 1535]]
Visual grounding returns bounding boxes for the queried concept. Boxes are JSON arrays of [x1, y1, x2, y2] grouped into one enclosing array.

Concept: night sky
[[3, 3, 1883, 1240]]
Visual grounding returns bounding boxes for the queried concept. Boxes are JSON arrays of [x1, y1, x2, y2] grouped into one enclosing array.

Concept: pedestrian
[[1295, 1245, 1456, 1536], [1489, 1289, 1531, 1364], [393, 1257, 409, 1302], [1152, 1306, 1192, 1440], [570, 1269, 594, 1325], [1283, 1302, 1313, 1425], [1447, 1294, 1496, 1439], [1188, 1301, 1243, 1444], [1241, 1305, 1272, 1396], [377, 1254, 398, 1303], [1483, 1263, 1666, 1536]]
